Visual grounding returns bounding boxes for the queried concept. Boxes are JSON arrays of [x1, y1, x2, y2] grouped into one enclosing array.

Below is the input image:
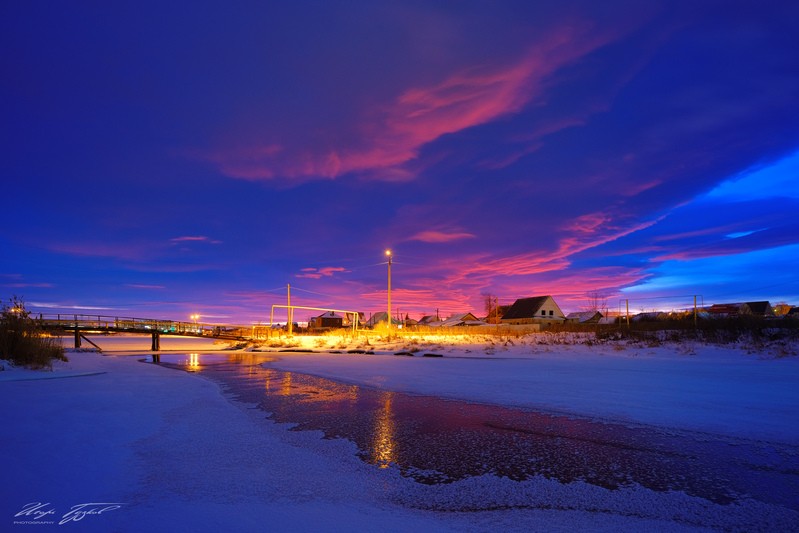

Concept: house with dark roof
[[501, 296, 565, 325], [744, 301, 773, 316], [708, 301, 773, 317], [308, 311, 344, 329]]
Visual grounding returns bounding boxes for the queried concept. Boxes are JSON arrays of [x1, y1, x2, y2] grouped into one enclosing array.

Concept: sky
[[2, 0, 799, 325]]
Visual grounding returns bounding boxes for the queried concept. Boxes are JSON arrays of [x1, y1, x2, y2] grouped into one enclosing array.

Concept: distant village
[[303, 296, 799, 332]]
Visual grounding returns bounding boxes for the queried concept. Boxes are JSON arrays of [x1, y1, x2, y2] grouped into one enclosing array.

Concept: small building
[[365, 311, 401, 328], [308, 311, 344, 329], [565, 311, 603, 324], [708, 301, 773, 317], [437, 312, 485, 327], [417, 314, 440, 326], [745, 301, 774, 316], [501, 296, 566, 325], [342, 312, 365, 328]]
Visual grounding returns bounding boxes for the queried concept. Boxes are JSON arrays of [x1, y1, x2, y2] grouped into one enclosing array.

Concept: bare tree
[[482, 292, 499, 323], [584, 291, 608, 315]]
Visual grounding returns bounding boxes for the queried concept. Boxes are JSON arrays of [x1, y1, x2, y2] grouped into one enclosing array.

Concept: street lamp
[[385, 249, 392, 331], [190, 314, 199, 332]]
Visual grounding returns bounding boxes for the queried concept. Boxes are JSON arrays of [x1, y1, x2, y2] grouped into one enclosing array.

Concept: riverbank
[[2, 340, 797, 531]]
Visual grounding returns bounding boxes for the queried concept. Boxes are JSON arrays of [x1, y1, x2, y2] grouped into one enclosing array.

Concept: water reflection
[[372, 393, 396, 468], [280, 372, 292, 396], [156, 353, 799, 511]]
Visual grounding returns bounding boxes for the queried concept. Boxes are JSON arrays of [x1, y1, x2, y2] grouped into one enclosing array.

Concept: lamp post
[[190, 314, 199, 333], [385, 249, 392, 331]]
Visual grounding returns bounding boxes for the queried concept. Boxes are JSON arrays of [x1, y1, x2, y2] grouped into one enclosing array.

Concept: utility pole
[[287, 283, 293, 336], [625, 299, 630, 328], [694, 295, 697, 329], [385, 250, 392, 331]]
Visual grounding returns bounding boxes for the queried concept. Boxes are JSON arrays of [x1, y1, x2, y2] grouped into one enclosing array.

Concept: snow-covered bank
[[263, 340, 799, 445], [2, 349, 797, 531]]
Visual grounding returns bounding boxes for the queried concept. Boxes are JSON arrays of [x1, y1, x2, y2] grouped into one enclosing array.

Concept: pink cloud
[[407, 230, 476, 243], [295, 266, 349, 279], [170, 236, 222, 245], [438, 211, 660, 287], [200, 22, 622, 182]]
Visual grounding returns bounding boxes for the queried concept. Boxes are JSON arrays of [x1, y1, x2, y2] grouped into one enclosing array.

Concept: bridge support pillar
[[74, 327, 81, 349], [151, 332, 160, 351]]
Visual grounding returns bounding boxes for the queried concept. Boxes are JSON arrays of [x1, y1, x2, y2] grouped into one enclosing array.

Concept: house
[[631, 312, 671, 322], [417, 314, 440, 326], [501, 296, 566, 325], [565, 311, 603, 324], [745, 301, 773, 316], [365, 311, 401, 328], [308, 311, 344, 329], [708, 301, 773, 317], [787, 307, 799, 317], [708, 303, 746, 317], [342, 312, 365, 327], [437, 312, 485, 327]]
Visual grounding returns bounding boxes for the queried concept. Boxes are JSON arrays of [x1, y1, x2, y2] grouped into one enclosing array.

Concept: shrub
[[0, 297, 67, 369]]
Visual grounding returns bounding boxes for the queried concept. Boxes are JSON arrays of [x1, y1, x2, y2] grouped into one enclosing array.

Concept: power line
[[290, 286, 337, 299]]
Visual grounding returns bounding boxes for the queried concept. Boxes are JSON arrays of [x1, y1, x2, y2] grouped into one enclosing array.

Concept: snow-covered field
[[1, 333, 797, 531]]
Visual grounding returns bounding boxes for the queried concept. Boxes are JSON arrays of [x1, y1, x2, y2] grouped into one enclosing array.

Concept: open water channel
[[155, 352, 799, 512]]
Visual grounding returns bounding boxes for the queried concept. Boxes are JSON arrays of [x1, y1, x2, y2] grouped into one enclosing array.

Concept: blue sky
[[2, 1, 798, 323]]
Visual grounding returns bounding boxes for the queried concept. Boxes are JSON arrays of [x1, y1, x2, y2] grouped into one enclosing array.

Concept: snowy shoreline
[[2, 336, 798, 531]]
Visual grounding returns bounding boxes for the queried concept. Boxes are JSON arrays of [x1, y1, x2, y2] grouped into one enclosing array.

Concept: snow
[[1, 333, 797, 531], [261, 338, 799, 444]]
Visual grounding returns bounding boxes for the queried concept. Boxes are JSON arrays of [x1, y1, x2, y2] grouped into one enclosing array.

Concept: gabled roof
[[438, 312, 483, 327], [313, 311, 343, 319], [502, 296, 561, 320], [566, 311, 603, 323], [447, 312, 479, 322], [745, 301, 772, 315], [365, 311, 401, 326], [708, 303, 745, 314], [708, 302, 772, 316]]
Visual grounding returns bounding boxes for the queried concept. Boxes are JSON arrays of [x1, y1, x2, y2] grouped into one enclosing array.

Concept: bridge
[[38, 313, 260, 351]]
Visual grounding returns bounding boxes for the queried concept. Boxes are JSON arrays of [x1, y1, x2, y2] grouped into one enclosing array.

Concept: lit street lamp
[[190, 314, 199, 332], [385, 249, 392, 331]]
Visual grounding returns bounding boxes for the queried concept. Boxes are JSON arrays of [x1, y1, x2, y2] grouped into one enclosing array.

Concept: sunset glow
[[3, 2, 798, 323]]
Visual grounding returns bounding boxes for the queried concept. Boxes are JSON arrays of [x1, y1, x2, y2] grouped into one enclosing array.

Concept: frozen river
[[158, 352, 799, 513]]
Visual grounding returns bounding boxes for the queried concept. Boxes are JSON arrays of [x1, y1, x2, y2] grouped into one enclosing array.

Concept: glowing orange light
[[373, 392, 396, 468]]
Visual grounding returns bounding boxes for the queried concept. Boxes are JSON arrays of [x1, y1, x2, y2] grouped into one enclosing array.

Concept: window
[[549, 310, 553, 316], [541, 310, 546, 315]]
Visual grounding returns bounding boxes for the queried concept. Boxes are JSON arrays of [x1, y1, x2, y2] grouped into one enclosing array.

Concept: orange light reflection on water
[[373, 392, 396, 468]]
